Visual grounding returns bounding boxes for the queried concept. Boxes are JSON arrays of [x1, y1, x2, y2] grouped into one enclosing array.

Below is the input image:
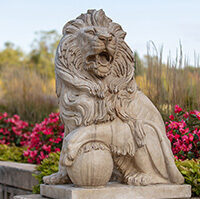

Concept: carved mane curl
[[55, 9, 137, 127]]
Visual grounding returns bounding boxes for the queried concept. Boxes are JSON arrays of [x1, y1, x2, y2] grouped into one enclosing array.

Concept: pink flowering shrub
[[166, 105, 200, 160], [1, 106, 199, 164], [23, 113, 64, 164], [0, 112, 31, 146]]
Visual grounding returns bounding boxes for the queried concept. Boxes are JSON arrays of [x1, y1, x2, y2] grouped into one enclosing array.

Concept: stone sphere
[[67, 142, 113, 187]]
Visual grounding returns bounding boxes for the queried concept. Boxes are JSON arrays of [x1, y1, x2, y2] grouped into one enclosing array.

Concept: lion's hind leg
[[131, 145, 169, 185], [113, 155, 139, 184], [113, 146, 169, 186], [114, 154, 152, 186]]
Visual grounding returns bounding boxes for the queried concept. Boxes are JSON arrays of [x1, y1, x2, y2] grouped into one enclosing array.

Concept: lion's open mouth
[[86, 51, 112, 66], [85, 51, 113, 77]]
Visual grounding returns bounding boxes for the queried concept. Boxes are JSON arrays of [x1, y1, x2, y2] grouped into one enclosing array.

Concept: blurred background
[[0, 0, 200, 122]]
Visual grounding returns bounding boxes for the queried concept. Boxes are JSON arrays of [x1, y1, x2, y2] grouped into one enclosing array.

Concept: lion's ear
[[109, 23, 126, 40], [116, 29, 126, 40], [121, 31, 127, 40]]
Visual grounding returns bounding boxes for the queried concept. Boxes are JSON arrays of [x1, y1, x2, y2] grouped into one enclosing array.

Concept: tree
[[28, 30, 61, 78], [0, 42, 24, 70]]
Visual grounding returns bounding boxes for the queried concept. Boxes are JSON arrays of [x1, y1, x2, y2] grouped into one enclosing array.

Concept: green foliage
[[176, 159, 200, 196], [32, 152, 60, 193], [0, 144, 27, 162]]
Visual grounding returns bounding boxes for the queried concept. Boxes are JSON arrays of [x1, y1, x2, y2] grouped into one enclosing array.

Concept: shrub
[[0, 144, 27, 163], [32, 152, 60, 193], [0, 112, 64, 164], [0, 112, 31, 146], [23, 113, 64, 164], [166, 105, 200, 160], [176, 159, 200, 197]]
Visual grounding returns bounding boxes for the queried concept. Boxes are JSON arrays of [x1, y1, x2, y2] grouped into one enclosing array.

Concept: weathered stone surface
[[43, 9, 185, 188], [40, 183, 191, 199], [0, 161, 38, 190], [14, 194, 47, 199], [0, 184, 32, 199]]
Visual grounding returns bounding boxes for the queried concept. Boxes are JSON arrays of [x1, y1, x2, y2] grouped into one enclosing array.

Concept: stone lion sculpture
[[43, 9, 184, 186]]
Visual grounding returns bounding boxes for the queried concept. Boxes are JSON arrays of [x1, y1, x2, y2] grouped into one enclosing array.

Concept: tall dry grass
[[136, 42, 200, 120], [0, 67, 57, 122], [0, 41, 199, 122]]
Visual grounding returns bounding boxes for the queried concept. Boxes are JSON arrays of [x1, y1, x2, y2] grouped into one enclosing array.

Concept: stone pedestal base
[[14, 195, 46, 199], [40, 183, 191, 199]]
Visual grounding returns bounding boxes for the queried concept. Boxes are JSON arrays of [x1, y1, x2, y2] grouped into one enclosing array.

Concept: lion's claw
[[43, 172, 70, 185], [63, 144, 79, 166], [63, 149, 77, 166], [126, 173, 151, 186]]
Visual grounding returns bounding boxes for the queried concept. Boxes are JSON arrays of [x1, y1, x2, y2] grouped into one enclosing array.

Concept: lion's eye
[[86, 30, 95, 35], [110, 32, 115, 37]]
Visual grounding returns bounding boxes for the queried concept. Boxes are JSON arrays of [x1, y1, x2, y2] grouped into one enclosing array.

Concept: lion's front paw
[[126, 172, 151, 186], [65, 151, 77, 166], [63, 137, 80, 165], [63, 144, 79, 166], [43, 172, 70, 185]]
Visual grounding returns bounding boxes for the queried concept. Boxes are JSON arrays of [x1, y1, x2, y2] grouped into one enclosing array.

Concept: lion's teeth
[[97, 54, 109, 66], [98, 66, 109, 73]]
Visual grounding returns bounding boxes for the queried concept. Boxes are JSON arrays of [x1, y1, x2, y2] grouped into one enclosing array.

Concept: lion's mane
[[55, 9, 137, 128]]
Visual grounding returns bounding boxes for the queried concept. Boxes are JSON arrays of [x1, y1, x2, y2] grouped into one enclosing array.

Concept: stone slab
[[0, 161, 38, 190], [40, 183, 191, 199], [0, 184, 32, 198], [14, 194, 47, 199]]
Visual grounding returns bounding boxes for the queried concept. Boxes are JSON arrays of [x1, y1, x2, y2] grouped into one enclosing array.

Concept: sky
[[1, 0, 200, 64]]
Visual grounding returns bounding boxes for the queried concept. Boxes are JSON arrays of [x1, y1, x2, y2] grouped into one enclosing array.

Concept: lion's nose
[[98, 33, 112, 42]]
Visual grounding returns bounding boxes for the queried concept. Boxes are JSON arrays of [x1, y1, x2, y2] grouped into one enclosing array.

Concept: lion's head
[[55, 9, 137, 128], [61, 9, 127, 78]]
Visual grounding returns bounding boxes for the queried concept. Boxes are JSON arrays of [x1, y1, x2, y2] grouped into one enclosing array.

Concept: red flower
[[30, 150, 37, 158], [2, 112, 8, 118], [55, 148, 61, 152], [174, 156, 178, 160], [187, 144, 192, 151], [174, 134, 180, 139], [174, 105, 182, 113], [188, 133, 194, 142], [194, 110, 200, 120], [23, 151, 29, 157], [13, 114, 20, 120], [169, 115, 174, 120], [182, 135, 188, 142], [39, 151, 47, 161], [168, 121, 179, 129], [183, 112, 189, 119], [42, 145, 51, 153], [179, 127, 189, 135]]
